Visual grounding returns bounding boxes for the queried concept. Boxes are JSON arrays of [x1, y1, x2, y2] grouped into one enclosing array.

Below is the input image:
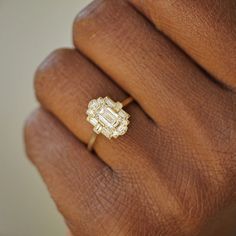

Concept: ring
[[86, 96, 133, 151]]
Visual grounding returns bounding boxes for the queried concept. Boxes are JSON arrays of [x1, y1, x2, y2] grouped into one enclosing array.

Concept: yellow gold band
[[87, 132, 98, 152]]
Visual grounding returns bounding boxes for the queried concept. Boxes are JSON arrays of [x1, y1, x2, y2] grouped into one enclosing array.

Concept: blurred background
[[0, 0, 92, 235]]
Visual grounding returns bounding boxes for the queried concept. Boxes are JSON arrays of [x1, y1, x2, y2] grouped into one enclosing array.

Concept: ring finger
[[35, 48, 156, 170]]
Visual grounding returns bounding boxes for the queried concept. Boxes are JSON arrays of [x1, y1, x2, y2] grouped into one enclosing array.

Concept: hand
[[24, 0, 236, 235]]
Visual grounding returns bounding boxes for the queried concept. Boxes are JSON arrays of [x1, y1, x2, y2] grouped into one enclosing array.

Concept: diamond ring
[[86, 96, 133, 151]]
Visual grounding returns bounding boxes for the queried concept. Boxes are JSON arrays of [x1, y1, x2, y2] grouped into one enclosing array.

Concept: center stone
[[98, 107, 118, 128], [87, 97, 130, 139]]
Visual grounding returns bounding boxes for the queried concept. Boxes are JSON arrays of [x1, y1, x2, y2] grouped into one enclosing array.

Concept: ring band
[[121, 97, 134, 107], [86, 96, 133, 151], [87, 132, 98, 152]]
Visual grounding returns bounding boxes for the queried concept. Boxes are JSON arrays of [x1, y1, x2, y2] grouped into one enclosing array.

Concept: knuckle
[[73, 0, 129, 48], [24, 108, 47, 162], [34, 48, 75, 103]]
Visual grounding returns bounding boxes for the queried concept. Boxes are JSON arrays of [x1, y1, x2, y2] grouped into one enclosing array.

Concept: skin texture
[[24, 0, 236, 235]]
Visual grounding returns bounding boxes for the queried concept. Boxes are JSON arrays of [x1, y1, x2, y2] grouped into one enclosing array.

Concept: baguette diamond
[[87, 97, 130, 139]]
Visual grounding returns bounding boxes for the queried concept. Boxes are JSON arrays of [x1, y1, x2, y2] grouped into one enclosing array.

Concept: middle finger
[[73, 0, 224, 126]]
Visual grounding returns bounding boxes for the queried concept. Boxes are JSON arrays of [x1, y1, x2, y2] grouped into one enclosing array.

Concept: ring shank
[[121, 97, 134, 107], [87, 132, 98, 151], [87, 96, 133, 151]]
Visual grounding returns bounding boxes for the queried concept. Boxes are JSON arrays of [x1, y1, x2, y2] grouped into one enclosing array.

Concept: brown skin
[[24, 0, 236, 235]]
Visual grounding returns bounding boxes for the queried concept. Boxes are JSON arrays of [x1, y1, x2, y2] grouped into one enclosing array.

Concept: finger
[[35, 48, 156, 169], [24, 108, 113, 235], [129, 0, 236, 90], [67, 230, 73, 236], [73, 0, 225, 126]]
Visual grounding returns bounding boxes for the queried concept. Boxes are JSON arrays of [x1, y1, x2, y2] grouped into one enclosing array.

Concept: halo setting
[[86, 97, 130, 139]]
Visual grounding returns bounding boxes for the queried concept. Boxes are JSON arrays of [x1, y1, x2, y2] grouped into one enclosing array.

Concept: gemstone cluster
[[86, 97, 130, 139]]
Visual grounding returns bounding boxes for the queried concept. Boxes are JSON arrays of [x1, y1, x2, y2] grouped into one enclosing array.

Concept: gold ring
[[86, 96, 133, 151]]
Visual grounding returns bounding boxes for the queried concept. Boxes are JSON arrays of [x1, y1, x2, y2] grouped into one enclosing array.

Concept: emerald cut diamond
[[87, 97, 130, 139]]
